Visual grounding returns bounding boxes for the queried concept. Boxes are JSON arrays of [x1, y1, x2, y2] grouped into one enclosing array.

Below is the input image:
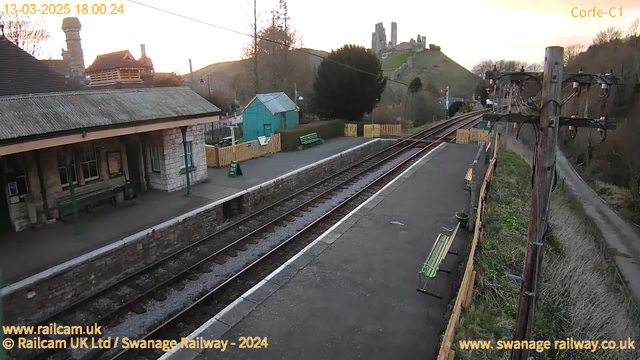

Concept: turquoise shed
[[241, 92, 299, 141]]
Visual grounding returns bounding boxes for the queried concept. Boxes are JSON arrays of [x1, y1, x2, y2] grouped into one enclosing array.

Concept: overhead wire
[[127, 0, 429, 93]]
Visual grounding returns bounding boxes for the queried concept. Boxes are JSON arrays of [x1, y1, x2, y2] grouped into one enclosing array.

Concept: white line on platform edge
[[158, 142, 446, 360], [1, 139, 385, 297]]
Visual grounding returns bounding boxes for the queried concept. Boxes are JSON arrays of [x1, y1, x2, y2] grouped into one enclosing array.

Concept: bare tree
[[471, 59, 537, 78], [526, 62, 543, 72], [563, 43, 585, 65], [0, 12, 51, 57], [592, 26, 623, 45], [628, 18, 639, 39], [471, 59, 495, 78]]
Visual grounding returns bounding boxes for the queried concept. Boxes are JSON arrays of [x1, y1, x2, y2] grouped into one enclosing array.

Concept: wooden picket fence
[[456, 128, 490, 145], [437, 134, 499, 360], [205, 133, 281, 168], [363, 124, 401, 138]]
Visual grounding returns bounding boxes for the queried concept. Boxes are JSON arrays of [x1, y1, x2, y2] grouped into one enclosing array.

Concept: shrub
[[400, 119, 413, 130], [277, 120, 344, 151]]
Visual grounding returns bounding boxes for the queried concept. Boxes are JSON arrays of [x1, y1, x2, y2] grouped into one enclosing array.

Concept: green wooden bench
[[417, 223, 460, 298], [297, 133, 324, 150], [55, 185, 115, 219]]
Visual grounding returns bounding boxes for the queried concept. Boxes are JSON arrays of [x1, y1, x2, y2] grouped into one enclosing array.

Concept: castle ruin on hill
[[371, 22, 426, 56]]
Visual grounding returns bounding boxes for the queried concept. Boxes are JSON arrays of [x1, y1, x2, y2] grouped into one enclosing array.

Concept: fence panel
[[469, 129, 489, 143], [456, 129, 470, 144], [378, 124, 401, 136], [372, 124, 381, 138], [344, 124, 358, 137], [364, 124, 373, 138], [214, 133, 281, 167]]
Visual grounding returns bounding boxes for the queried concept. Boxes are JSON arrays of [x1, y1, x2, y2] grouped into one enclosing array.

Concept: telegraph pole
[[510, 46, 564, 360]]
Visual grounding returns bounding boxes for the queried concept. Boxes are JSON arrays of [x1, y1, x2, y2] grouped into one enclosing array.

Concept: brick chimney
[[140, 44, 146, 58], [61, 17, 87, 84]]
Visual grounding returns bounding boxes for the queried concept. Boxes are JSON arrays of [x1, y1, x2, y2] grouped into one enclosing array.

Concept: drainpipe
[[34, 150, 51, 220], [65, 146, 80, 235], [180, 126, 191, 196]]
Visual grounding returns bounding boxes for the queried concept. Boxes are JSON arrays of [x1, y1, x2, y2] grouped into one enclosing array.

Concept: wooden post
[[464, 270, 477, 310], [510, 46, 563, 360], [64, 146, 80, 235]]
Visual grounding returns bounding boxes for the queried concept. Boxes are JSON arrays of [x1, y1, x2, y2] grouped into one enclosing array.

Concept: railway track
[[8, 110, 487, 360]]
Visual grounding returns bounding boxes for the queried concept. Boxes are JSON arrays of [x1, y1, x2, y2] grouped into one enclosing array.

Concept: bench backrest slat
[[300, 133, 319, 140], [55, 185, 112, 204], [420, 223, 461, 278]]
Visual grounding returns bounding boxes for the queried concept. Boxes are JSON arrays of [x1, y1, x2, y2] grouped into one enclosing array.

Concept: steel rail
[[105, 113, 485, 360], [11, 111, 486, 360]]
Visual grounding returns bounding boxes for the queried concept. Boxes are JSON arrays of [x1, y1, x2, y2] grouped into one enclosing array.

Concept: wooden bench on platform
[[55, 184, 115, 219], [417, 223, 460, 298], [297, 132, 324, 150]]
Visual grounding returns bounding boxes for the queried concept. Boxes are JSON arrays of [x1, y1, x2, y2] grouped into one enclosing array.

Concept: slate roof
[[0, 87, 221, 143], [244, 92, 297, 115], [0, 37, 81, 96], [40, 59, 70, 77], [86, 50, 149, 72]]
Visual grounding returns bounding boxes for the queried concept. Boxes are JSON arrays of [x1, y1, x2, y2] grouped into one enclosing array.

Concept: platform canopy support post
[[65, 145, 81, 235], [180, 126, 192, 196]]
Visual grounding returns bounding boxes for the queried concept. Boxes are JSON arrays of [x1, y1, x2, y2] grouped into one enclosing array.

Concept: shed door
[[263, 123, 272, 137]]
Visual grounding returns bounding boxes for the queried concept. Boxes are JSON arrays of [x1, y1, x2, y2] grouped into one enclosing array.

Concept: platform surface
[[0, 137, 372, 286], [168, 143, 480, 360]]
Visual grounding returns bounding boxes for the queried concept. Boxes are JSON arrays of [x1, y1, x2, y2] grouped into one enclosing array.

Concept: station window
[[178, 142, 192, 169], [57, 151, 77, 188], [150, 145, 163, 173], [80, 146, 100, 181]]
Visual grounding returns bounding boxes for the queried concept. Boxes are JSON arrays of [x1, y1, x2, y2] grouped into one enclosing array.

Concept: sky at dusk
[[28, 0, 640, 74]]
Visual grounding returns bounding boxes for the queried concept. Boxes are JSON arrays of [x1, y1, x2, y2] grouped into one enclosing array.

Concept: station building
[[0, 33, 220, 233]]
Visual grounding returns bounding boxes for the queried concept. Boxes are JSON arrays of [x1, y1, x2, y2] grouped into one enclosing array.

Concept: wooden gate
[[364, 124, 381, 138], [344, 123, 357, 137]]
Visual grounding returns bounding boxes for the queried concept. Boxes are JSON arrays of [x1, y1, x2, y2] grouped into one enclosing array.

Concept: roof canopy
[[0, 87, 221, 143], [244, 92, 297, 115]]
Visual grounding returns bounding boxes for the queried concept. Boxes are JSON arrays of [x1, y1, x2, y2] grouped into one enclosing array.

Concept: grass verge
[[453, 150, 639, 360]]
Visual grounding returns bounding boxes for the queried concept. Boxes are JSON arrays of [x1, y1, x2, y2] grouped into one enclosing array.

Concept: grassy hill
[[382, 49, 414, 76], [188, 47, 481, 110], [386, 49, 482, 97], [184, 48, 329, 105]]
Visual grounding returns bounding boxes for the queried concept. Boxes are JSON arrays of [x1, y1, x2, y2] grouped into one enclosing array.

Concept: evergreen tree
[[313, 45, 386, 120]]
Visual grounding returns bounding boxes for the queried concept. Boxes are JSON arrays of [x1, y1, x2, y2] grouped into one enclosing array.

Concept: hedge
[[277, 120, 344, 152]]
